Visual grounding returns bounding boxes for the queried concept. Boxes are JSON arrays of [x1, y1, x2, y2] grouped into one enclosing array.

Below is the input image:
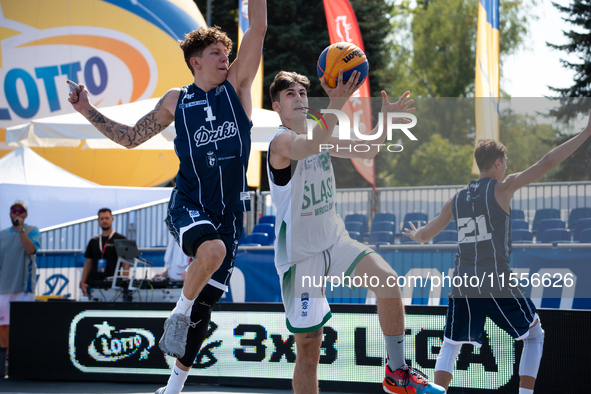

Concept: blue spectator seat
[[370, 221, 396, 233], [243, 232, 271, 246], [536, 219, 565, 241], [568, 207, 591, 230], [511, 219, 529, 230], [403, 220, 427, 233], [580, 228, 591, 243], [433, 230, 458, 244], [512, 229, 534, 243], [540, 228, 571, 244], [402, 213, 428, 229], [532, 208, 560, 233], [259, 215, 276, 225], [345, 214, 367, 233], [511, 209, 525, 220], [574, 218, 591, 242], [444, 219, 456, 231], [348, 231, 363, 242], [252, 224, 275, 242], [345, 221, 365, 234], [373, 213, 396, 224], [367, 231, 394, 244]]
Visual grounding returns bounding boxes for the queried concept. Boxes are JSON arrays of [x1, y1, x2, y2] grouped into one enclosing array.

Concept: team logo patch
[[301, 293, 309, 317], [206, 151, 218, 168], [189, 210, 200, 218], [215, 85, 226, 95]]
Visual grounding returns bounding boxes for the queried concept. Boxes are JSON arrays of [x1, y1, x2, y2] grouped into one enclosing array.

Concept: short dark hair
[[269, 71, 310, 103], [474, 139, 507, 171], [98, 208, 112, 216], [179, 26, 233, 75]]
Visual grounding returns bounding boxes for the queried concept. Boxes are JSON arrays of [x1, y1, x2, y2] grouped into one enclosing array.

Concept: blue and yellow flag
[[474, 0, 500, 173]]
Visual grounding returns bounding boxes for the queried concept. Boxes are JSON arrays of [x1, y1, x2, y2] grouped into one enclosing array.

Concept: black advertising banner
[[10, 302, 589, 393]]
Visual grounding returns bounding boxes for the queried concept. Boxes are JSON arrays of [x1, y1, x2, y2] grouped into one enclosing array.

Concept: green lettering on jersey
[[311, 183, 323, 205], [302, 182, 311, 210], [320, 152, 330, 172]]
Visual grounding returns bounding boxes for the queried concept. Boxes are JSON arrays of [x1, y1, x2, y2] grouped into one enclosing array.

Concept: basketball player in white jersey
[[267, 70, 445, 394], [403, 112, 591, 393]]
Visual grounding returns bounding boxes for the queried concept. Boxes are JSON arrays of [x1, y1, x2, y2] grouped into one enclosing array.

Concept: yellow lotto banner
[[474, 0, 500, 174], [0, 0, 206, 186]]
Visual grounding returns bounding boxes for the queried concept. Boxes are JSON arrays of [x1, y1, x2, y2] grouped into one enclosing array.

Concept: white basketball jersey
[[268, 128, 344, 272]]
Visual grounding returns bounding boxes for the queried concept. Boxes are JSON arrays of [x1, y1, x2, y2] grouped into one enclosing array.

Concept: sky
[[503, 0, 579, 97]]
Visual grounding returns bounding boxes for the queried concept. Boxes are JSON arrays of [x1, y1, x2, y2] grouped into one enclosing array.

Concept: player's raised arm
[[68, 84, 177, 149], [329, 91, 414, 159], [403, 197, 454, 243], [226, 0, 267, 117], [271, 71, 362, 164], [499, 111, 591, 196]]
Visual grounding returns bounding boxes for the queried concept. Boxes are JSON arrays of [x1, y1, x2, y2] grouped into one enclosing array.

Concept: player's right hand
[[68, 83, 90, 112]]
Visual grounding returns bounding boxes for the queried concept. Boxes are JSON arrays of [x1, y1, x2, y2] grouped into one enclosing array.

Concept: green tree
[[547, 0, 591, 121], [409, 134, 474, 186], [387, 0, 534, 98], [546, 0, 591, 180]]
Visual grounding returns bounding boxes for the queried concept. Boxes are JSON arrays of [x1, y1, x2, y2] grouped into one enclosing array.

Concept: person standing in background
[[0, 200, 40, 361], [80, 208, 127, 298]]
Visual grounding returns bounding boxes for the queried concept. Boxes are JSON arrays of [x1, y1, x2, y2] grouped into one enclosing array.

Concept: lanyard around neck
[[98, 230, 115, 258]]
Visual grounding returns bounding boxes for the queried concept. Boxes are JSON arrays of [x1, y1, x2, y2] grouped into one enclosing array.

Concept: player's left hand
[[402, 220, 421, 241], [321, 69, 364, 105], [380, 91, 415, 124]]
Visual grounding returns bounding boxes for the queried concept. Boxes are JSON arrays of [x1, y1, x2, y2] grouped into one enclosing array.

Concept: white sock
[[165, 364, 190, 394], [519, 388, 534, 394], [171, 290, 195, 316]]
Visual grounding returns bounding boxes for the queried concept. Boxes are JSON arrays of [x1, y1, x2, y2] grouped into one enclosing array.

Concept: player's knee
[[296, 341, 321, 365], [197, 241, 226, 273], [519, 320, 544, 378], [435, 340, 462, 375]]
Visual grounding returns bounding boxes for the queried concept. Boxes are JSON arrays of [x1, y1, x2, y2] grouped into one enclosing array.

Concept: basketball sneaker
[[158, 313, 190, 358], [383, 364, 446, 394]]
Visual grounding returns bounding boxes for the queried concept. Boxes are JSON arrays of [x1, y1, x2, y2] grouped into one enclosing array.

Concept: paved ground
[[0, 378, 370, 394]]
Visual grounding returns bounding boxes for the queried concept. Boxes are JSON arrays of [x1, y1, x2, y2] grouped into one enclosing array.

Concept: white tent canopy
[[0, 146, 97, 187], [6, 99, 280, 151], [0, 147, 172, 230]]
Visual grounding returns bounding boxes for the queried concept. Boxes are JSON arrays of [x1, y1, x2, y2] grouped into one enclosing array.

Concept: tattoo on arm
[[86, 91, 173, 148], [305, 327, 323, 339]]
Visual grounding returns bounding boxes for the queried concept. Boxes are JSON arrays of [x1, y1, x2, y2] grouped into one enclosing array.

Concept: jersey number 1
[[457, 215, 492, 244], [204, 106, 217, 122]]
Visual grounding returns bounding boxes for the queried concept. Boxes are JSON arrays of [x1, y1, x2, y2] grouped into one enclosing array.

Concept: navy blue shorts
[[444, 290, 538, 347], [166, 189, 244, 292]]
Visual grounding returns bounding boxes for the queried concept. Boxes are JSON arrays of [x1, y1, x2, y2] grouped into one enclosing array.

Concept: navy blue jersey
[[451, 178, 512, 296], [173, 80, 252, 215]]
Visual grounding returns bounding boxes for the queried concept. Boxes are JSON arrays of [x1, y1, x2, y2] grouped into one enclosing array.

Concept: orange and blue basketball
[[317, 42, 369, 89]]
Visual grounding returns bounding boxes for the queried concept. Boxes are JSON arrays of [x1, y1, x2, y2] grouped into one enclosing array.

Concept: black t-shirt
[[84, 232, 127, 285]]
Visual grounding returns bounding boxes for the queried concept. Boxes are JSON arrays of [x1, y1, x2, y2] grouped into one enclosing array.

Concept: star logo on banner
[[94, 321, 115, 338]]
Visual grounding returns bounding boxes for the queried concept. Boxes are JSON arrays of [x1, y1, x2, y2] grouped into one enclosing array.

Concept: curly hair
[[474, 139, 507, 171], [179, 26, 233, 75], [269, 71, 311, 103]]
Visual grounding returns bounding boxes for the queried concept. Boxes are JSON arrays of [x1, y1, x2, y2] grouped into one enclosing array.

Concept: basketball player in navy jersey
[[68, 3, 266, 393], [403, 113, 591, 394]]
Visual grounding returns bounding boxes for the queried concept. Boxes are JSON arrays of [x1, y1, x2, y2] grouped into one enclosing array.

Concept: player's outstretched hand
[[321, 69, 363, 106], [402, 220, 422, 241], [68, 83, 91, 113], [380, 90, 415, 124]]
